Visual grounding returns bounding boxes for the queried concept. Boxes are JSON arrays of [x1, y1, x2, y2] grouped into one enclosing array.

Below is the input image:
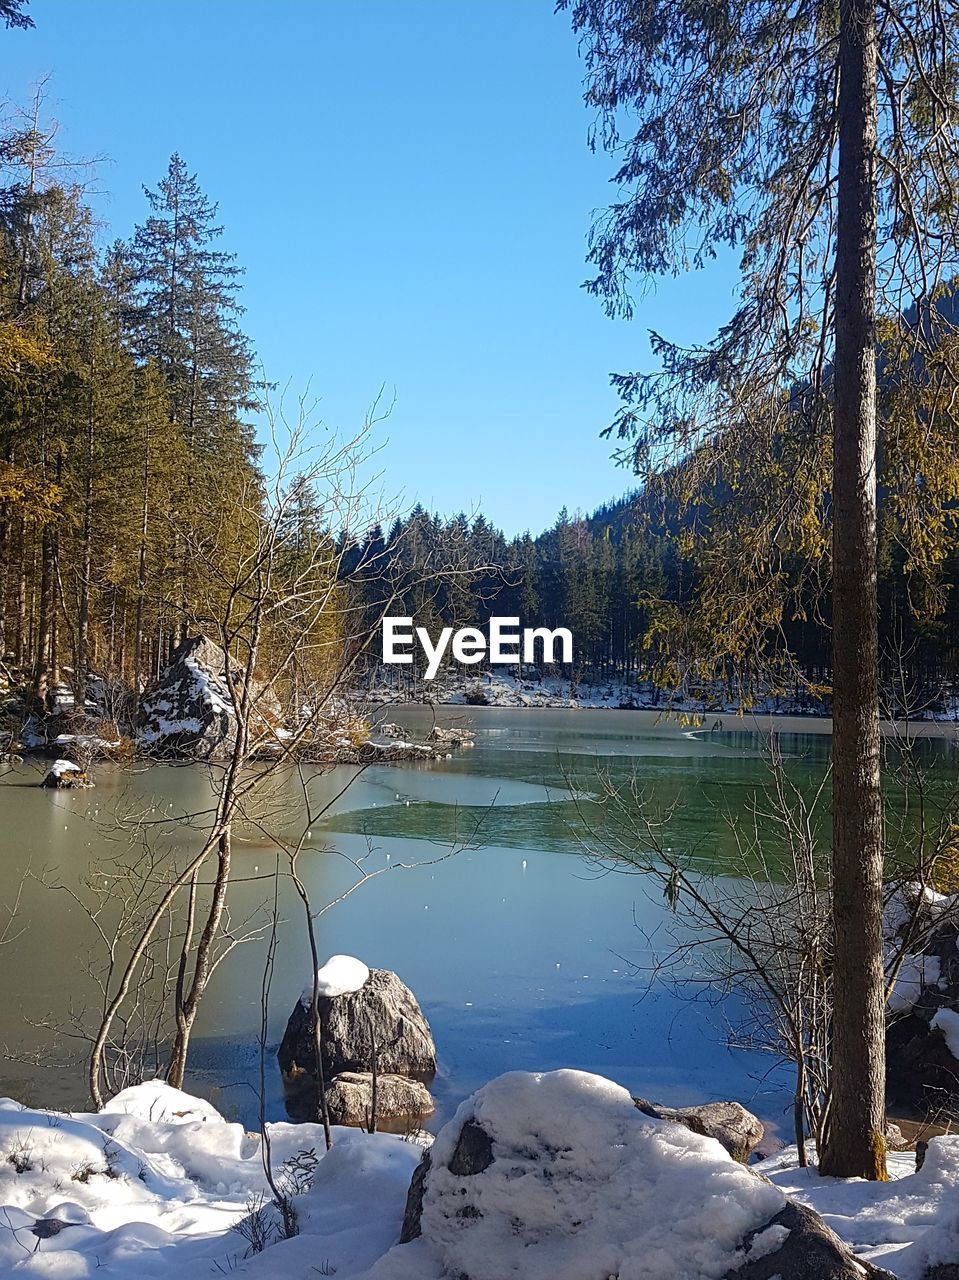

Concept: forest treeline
[[345, 489, 959, 704], [4, 93, 959, 712], [0, 95, 261, 704]]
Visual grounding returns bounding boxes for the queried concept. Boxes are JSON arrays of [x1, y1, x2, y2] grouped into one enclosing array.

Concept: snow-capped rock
[[382, 1069, 893, 1280], [40, 758, 89, 788], [279, 965, 436, 1125]]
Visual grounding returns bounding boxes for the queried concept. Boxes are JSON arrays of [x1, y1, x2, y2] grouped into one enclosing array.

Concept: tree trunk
[[76, 382, 95, 704], [166, 826, 232, 1089], [34, 524, 54, 701], [133, 436, 150, 690], [819, 0, 887, 1181], [13, 517, 26, 665]]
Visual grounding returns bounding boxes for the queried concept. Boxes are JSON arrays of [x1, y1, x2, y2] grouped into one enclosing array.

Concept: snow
[[48, 758, 82, 777], [744, 1222, 791, 1260], [931, 1007, 959, 1058], [888, 953, 941, 1013], [368, 1069, 786, 1280], [54, 732, 121, 751], [0, 1082, 421, 1278], [884, 882, 956, 940], [762, 1135, 959, 1277], [3, 1074, 959, 1277], [301, 955, 371, 1005]]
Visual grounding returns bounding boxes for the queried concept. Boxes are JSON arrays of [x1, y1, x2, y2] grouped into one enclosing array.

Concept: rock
[[323, 1071, 434, 1130], [375, 722, 406, 738], [40, 759, 90, 788], [278, 966, 436, 1122], [398, 1149, 430, 1243], [725, 1199, 897, 1279], [387, 1069, 893, 1280], [427, 725, 474, 748], [447, 1119, 495, 1175], [137, 635, 281, 760], [633, 1096, 765, 1163], [884, 1121, 909, 1151]]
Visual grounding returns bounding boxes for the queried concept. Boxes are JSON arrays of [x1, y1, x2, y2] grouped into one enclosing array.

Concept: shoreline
[[363, 672, 959, 740]]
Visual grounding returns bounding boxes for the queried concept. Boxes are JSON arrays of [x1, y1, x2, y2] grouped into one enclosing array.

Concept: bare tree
[[575, 725, 959, 1165], [75, 392, 489, 1107]]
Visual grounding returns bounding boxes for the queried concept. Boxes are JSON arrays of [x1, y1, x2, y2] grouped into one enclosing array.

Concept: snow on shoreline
[[0, 1080, 422, 1278], [0, 1075, 958, 1277], [362, 666, 959, 724]]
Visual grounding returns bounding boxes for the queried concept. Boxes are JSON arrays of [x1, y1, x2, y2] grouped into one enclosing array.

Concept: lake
[[1, 706, 956, 1142]]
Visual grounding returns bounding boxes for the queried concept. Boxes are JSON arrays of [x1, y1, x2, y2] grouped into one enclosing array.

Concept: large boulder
[[278, 963, 436, 1124], [633, 1096, 764, 1163], [376, 1070, 894, 1280], [137, 635, 281, 760]]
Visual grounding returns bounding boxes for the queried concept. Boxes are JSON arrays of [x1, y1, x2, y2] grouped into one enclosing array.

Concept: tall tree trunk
[[133, 430, 150, 690], [14, 517, 26, 665], [819, 0, 887, 1181], [76, 383, 95, 703], [34, 525, 54, 702]]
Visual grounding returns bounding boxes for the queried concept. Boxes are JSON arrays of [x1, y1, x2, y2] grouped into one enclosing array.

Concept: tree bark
[[819, 0, 887, 1181], [76, 379, 95, 703]]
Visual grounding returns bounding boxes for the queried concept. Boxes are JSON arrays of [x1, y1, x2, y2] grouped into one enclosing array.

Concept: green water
[[0, 706, 955, 1137]]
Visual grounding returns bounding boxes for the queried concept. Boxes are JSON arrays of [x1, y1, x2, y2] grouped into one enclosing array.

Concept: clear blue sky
[[7, 0, 738, 536]]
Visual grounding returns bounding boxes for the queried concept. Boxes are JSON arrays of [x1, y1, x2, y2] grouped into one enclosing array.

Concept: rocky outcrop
[[387, 1070, 893, 1280], [137, 635, 281, 761], [278, 965, 436, 1126], [633, 1096, 764, 1163], [323, 1071, 434, 1130]]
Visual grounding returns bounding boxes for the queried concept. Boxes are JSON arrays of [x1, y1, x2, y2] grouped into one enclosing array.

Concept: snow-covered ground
[[0, 1080, 422, 1278], [762, 1140, 959, 1277], [1, 1074, 958, 1279]]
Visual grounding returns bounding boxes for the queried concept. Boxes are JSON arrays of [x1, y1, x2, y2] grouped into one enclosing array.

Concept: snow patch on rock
[[302, 955, 371, 1005], [888, 953, 941, 1013], [931, 1007, 959, 1059]]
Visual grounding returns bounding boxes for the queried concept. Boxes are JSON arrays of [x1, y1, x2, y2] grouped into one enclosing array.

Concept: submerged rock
[[427, 724, 474, 748], [323, 1071, 434, 1130]]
